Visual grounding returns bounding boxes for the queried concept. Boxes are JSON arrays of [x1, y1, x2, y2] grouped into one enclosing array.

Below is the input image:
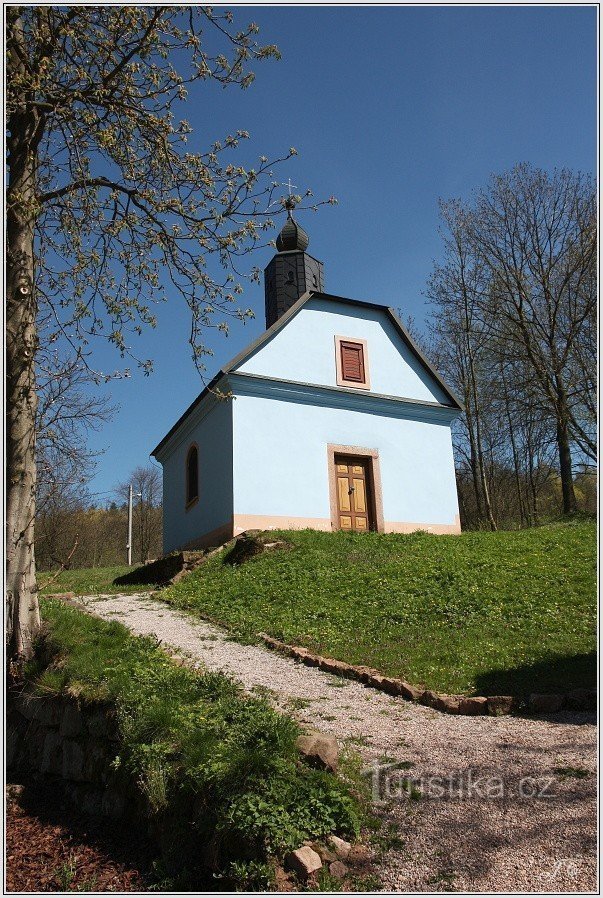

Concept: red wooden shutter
[[340, 341, 365, 383]]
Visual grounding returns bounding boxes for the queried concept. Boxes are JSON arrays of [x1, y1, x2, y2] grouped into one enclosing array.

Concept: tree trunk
[[6, 9, 43, 662], [466, 346, 497, 531], [555, 406, 577, 516], [499, 364, 526, 526], [525, 423, 540, 526], [463, 399, 485, 524]]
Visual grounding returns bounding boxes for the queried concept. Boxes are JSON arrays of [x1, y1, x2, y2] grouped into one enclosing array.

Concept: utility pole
[[127, 484, 143, 566], [127, 484, 133, 566]]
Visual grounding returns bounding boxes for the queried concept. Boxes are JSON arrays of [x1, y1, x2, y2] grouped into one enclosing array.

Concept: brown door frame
[[327, 444, 385, 533]]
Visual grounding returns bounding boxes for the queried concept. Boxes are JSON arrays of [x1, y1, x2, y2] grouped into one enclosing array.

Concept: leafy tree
[[6, 6, 327, 661]]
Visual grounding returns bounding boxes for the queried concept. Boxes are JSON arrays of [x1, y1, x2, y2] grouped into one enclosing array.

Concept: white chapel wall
[[231, 390, 460, 534], [236, 298, 450, 405], [160, 397, 233, 553]]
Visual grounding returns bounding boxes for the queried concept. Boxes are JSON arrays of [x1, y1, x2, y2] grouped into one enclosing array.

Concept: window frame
[[185, 442, 199, 510], [334, 335, 370, 390]]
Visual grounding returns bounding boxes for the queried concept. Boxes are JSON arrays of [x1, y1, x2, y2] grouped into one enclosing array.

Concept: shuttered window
[[340, 340, 365, 383]]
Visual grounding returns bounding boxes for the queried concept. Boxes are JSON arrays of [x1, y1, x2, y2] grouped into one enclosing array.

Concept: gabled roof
[[151, 290, 463, 457]]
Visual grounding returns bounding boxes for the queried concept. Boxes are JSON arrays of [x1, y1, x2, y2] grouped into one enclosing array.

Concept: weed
[[554, 765, 590, 779], [250, 684, 277, 700], [286, 696, 312, 710], [344, 735, 367, 747], [55, 852, 78, 890], [352, 872, 383, 891], [311, 867, 344, 891], [428, 869, 457, 890], [371, 821, 405, 855], [222, 859, 275, 891]]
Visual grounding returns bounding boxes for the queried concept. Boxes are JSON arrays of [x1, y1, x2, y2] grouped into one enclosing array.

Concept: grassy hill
[[162, 520, 596, 696]]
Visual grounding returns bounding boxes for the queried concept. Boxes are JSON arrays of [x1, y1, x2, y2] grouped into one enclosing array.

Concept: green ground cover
[[39, 565, 156, 595], [162, 521, 596, 696], [27, 600, 362, 888]]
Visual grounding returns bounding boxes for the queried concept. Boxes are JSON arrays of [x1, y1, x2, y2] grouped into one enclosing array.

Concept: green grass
[[28, 600, 362, 883], [38, 565, 156, 596], [161, 521, 596, 696]]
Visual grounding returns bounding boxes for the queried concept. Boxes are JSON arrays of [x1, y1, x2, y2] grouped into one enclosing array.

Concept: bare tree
[[116, 465, 162, 564], [428, 165, 596, 527], [427, 201, 498, 530], [467, 164, 596, 515]]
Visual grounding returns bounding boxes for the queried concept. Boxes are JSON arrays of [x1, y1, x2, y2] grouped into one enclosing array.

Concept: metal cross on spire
[[281, 178, 298, 214]]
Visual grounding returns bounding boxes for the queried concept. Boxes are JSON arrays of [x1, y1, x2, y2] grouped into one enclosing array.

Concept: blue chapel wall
[[231, 388, 460, 527], [236, 297, 450, 405], [160, 396, 233, 553]]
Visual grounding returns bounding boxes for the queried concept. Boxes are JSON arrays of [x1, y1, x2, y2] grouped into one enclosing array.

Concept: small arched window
[[186, 444, 199, 507]]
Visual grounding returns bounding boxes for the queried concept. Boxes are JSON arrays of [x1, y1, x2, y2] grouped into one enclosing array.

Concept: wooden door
[[334, 456, 374, 532]]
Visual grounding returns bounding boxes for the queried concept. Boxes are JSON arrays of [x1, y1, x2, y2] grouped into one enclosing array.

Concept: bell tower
[[264, 199, 325, 329]]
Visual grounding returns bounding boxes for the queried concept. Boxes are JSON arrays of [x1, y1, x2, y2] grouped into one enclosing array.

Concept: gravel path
[[83, 593, 597, 893]]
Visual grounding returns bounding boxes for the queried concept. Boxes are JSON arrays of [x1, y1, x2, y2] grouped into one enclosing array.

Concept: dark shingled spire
[[264, 201, 324, 329], [276, 211, 310, 253]]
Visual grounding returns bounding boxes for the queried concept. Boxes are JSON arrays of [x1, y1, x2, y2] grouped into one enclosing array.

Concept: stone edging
[[258, 635, 596, 717]]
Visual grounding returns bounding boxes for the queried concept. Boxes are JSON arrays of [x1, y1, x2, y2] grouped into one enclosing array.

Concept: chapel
[[152, 209, 462, 552]]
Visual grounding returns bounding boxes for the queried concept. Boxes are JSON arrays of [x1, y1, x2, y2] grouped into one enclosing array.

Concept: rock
[[86, 710, 111, 738], [32, 698, 62, 727], [285, 846, 322, 880], [62, 739, 86, 781], [101, 789, 125, 819], [420, 689, 439, 708], [354, 665, 379, 684], [329, 861, 348, 878], [6, 783, 24, 801], [296, 730, 339, 771], [487, 695, 515, 716], [397, 680, 423, 702], [310, 842, 336, 863], [83, 743, 109, 782], [23, 729, 46, 770], [41, 732, 63, 775], [529, 693, 564, 714], [60, 704, 85, 738], [319, 658, 349, 676], [421, 691, 460, 714], [347, 844, 371, 865], [80, 789, 103, 816], [328, 835, 352, 860], [565, 688, 597, 712], [12, 692, 36, 721], [223, 534, 290, 566], [457, 696, 488, 716]]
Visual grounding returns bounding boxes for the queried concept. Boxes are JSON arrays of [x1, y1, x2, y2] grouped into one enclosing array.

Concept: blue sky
[[81, 5, 597, 502]]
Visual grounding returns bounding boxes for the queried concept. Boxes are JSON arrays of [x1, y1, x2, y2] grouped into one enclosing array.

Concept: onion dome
[[276, 211, 310, 253]]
